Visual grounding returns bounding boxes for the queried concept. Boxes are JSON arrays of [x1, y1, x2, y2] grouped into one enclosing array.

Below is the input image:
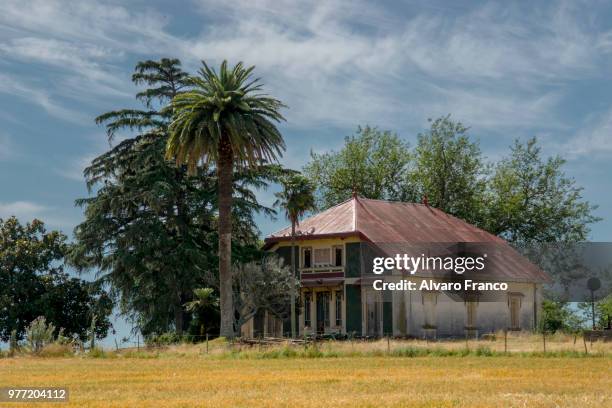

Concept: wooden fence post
[[206, 334, 209, 354], [542, 331, 546, 353]]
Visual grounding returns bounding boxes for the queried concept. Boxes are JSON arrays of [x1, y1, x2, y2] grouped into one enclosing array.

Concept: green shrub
[[146, 332, 184, 347], [88, 347, 107, 358], [26, 316, 56, 353], [474, 346, 493, 356]]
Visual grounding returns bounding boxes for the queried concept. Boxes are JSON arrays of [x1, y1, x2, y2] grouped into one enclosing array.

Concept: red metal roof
[[269, 198, 356, 239], [267, 196, 505, 244], [266, 197, 551, 283]]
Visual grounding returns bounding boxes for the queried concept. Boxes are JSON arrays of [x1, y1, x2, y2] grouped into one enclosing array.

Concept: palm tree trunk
[[290, 221, 297, 338], [218, 137, 234, 338]]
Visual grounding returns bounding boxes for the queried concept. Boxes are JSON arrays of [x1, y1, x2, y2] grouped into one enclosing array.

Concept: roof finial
[[422, 194, 429, 206], [352, 185, 358, 199]]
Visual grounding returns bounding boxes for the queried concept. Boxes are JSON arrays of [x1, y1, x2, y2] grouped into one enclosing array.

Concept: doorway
[[366, 291, 381, 336], [316, 291, 330, 334]]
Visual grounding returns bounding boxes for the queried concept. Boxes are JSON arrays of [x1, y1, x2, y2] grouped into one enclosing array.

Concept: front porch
[[299, 285, 345, 336]]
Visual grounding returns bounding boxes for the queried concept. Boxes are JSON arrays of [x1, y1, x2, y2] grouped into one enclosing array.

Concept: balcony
[[299, 265, 344, 287], [300, 265, 344, 276]]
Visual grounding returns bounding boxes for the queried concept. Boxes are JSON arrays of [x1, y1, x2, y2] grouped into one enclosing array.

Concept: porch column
[[263, 310, 268, 337], [311, 289, 317, 334], [299, 288, 305, 336], [361, 285, 366, 336], [330, 290, 337, 332], [342, 286, 347, 334]]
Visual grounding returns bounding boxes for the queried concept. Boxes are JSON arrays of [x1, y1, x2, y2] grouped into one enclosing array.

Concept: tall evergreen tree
[[71, 59, 209, 335], [71, 59, 280, 336]]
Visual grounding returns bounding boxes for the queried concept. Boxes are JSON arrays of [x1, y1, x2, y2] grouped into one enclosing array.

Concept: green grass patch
[[213, 345, 606, 360]]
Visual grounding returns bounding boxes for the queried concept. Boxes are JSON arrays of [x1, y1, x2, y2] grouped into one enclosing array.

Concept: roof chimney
[[352, 186, 358, 199], [422, 194, 429, 206]]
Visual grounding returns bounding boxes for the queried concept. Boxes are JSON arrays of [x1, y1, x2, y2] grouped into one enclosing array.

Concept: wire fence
[[104, 330, 611, 356]]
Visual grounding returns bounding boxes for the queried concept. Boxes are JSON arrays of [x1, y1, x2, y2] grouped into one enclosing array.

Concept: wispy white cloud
[[0, 0, 610, 156], [55, 153, 97, 182], [0, 200, 77, 231], [399, 2, 604, 83], [0, 73, 90, 124], [563, 107, 612, 158], [1, 0, 608, 134], [0, 201, 48, 220], [426, 86, 564, 130], [180, 0, 611, 133], [0, 0, 176, 54], [0, 0, 184, 113], [0, 37, 130, 98]]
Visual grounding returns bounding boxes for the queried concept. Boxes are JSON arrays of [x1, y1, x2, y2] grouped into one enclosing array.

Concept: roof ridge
[[357, 197, 430, 206], [352, 196, 356, 231], [357, 197, 505, 243]]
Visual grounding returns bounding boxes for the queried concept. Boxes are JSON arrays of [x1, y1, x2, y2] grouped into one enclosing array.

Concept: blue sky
[[1, 0, 612, 341], [1, 0, 612, 240]]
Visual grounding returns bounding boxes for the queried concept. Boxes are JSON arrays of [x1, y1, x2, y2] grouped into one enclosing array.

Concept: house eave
[[262, 231, 367, 250]]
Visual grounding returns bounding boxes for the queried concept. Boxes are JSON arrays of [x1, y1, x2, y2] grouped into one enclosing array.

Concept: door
[[253, 309, 265, 338], [366, 291, 380, 336], [316, 291, 330, 334], [509, 297, 521, 329]]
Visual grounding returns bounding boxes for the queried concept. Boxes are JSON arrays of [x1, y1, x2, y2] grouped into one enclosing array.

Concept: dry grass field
[[1, 335, 611, 407]]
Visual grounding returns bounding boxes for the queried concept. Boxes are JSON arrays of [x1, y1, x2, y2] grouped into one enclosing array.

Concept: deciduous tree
[[304, 126, 411, 209], [0, 217, 111, 341], [484, 137, 599, 243]]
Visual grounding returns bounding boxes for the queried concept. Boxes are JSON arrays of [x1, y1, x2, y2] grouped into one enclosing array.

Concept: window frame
[[302, 247, 312, 269], [333, 245, 344, 267], [335, 290, 343, 327], [313, 247, 332, 267], [304, 292, 312, 327]]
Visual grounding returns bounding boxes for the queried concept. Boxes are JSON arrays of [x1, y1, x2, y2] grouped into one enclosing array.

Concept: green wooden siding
[[274, 246, 297, 270], [345, 242, 361, 278], [383, 301, 393, 335], [345, 285, 362, 334]]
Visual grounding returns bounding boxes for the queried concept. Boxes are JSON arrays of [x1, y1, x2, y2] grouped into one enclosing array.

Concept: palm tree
[[167, 61, 286, 338], [274, 174, 316, 338]]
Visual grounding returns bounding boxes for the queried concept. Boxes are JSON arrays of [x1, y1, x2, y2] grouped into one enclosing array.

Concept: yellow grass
[[1, 335, 611, 407]]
